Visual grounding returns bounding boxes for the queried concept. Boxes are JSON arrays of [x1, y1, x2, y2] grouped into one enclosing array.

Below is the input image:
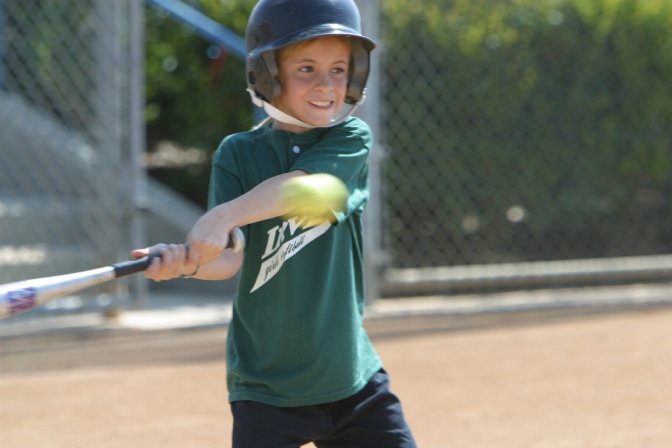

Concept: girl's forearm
[[216, 170, 306, 228], [187, 170, 307, 266], [188, 250, 243, 280]]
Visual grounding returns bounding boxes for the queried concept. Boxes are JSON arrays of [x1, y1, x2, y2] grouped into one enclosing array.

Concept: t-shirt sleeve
[[207, 135, 246, 210]]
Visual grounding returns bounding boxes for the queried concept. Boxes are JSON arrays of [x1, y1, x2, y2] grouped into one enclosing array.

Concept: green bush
[[144, 0, 672, 264], [382, 0, 672, 264], [145, 0, 255, 207]]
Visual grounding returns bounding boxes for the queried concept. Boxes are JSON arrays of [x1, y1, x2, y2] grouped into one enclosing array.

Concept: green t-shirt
[[208, 116, 382, 407]]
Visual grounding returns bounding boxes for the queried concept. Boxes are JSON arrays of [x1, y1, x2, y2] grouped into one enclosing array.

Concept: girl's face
[[274, 37, 351, 133]]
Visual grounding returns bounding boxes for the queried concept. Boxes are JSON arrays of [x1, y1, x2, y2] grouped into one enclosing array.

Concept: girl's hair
[[276, 36, 353, 66]]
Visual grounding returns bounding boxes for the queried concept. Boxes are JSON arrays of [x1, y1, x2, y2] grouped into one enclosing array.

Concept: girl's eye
[[299, 66, 314, 73]]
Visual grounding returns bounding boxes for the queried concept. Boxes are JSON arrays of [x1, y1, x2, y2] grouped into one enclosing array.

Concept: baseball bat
[[0, 228, 245, 319]]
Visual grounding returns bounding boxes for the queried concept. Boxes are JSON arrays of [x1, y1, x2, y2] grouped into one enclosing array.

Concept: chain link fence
[[0, 0, 143, 315], [377, 0, 672, 295], [2, 0, 672, 329]]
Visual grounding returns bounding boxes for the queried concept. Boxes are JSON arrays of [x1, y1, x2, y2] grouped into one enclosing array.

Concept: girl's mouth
[[309, 100, 333, 109]]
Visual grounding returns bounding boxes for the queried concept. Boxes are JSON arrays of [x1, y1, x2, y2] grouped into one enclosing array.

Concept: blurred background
[[1, 0, 672, 327]]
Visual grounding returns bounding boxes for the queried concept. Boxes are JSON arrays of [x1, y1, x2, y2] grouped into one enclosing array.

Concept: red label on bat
[[7, 288, 38, 315]]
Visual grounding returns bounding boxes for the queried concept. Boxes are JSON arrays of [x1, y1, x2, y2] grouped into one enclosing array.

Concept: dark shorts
[[230, 369, 417, 448]]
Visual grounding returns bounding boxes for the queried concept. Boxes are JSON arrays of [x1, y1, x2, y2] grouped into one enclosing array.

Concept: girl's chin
[[302, 113, 336, 127]]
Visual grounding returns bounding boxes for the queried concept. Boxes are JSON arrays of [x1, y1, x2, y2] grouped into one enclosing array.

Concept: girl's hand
[[130, 243, 198, 281], [186, 207, 235, 266]]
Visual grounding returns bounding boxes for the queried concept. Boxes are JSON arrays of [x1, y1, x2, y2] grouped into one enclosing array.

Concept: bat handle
[[113, 254, 160, 278], [112, 228, 245, 278]]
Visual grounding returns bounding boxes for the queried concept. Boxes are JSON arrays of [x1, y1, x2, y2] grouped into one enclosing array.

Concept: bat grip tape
[[112, 254, 161, 278]]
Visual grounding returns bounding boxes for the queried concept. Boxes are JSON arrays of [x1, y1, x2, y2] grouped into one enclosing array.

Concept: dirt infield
[[2, 305, 672, 447]]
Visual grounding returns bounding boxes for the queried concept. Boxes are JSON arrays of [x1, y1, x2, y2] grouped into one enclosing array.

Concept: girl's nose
[[314, 72, 333, 91]]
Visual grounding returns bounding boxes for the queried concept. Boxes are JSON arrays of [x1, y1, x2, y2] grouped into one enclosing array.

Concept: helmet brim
[[249, 23, 375, 58]]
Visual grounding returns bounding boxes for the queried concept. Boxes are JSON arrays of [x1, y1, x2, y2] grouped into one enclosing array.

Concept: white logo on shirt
[[250, 218, 331, 292]]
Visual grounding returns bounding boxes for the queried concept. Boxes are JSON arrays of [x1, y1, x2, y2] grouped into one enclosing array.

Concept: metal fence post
[[128, 0, 148, 308], [355, 0, 384, 305], [0, 0, 5, 89]]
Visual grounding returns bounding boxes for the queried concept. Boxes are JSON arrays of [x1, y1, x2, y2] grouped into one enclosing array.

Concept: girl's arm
[[131, 170, 308, 281], [186, 170, 307, 265]]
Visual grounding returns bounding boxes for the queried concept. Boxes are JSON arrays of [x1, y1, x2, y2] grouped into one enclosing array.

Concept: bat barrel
[[0, 229, 246, 319], [0, 267, 116, 319]]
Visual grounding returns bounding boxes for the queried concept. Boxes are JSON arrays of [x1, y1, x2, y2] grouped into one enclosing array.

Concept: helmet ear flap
[[247, 51, 281, 104], [345, 39, 371, 105]]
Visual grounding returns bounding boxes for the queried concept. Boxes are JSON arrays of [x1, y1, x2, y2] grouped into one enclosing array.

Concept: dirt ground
[[2, 305, 672, 448]]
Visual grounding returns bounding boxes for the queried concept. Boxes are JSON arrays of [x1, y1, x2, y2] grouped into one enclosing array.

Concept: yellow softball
[[280, 174, 349, 227]]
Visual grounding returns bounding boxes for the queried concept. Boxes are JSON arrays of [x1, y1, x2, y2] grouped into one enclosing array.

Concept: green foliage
[[145, 0, 255, 148], [3, 0, 98, 133], [145, 0, 672, 262], [382, 0, 672, 264], [144, 0, 256, 206]]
